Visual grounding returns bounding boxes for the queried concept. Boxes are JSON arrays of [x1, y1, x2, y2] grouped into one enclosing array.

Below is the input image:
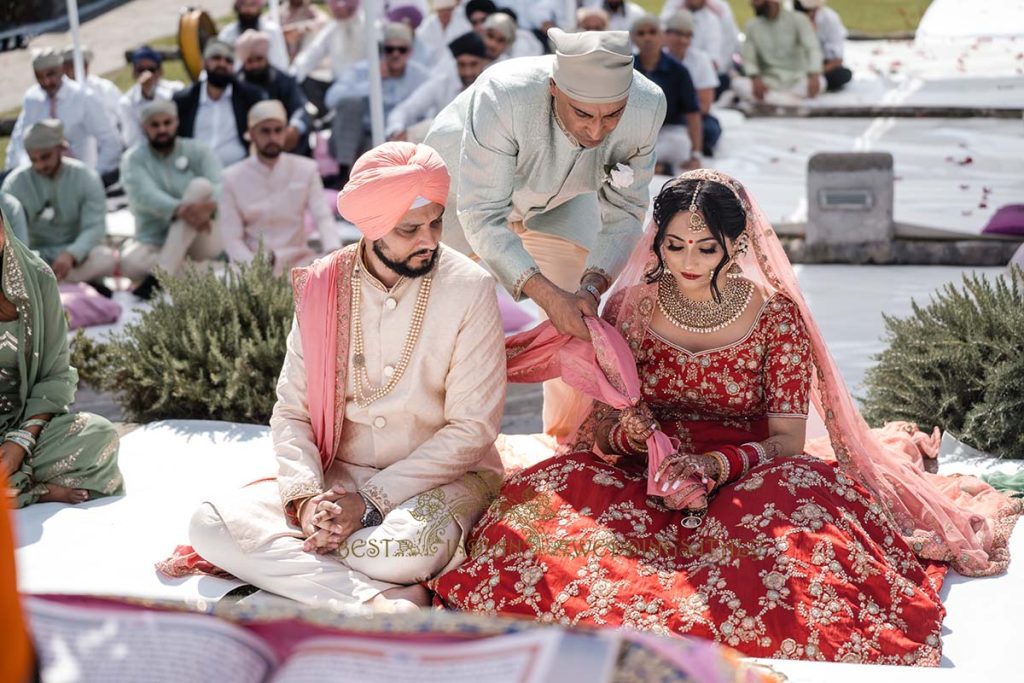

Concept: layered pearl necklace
[[657, 273, 753, 334], [350, 262, 433, 407]]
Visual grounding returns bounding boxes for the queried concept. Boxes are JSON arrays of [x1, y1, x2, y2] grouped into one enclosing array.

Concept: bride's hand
[[654, 452, 719, 490], [618, 403, 658, 443], [662, 478, 708, 511]]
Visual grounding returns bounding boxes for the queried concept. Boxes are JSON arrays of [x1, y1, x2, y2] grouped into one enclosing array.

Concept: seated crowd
[[1, 0, 856, 302]]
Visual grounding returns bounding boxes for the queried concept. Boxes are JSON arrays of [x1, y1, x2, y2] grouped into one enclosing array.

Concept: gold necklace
[[350, 263, 433, 407], [657, 273, 753, 334]]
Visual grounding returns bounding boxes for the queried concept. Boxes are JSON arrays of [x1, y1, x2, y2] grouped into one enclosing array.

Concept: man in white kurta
[[189, 142, 505, 611], [219, 101, 337, 273], [425, 28, 665, 435]]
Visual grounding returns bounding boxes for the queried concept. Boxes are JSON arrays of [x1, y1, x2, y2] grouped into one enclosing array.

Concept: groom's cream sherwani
[[189, 244, 506, 606]]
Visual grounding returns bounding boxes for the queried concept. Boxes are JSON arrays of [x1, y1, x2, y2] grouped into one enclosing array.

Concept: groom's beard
[[372, 240, 438, 278]]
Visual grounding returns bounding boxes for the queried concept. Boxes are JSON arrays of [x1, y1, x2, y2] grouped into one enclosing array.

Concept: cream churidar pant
[[120, 177, 223, 281], [512, 222, 588, 439]]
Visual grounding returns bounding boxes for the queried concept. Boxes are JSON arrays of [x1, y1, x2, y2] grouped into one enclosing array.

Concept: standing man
[[120, 101, 223, 299], [631, 15, 702, 174], [733, 0, 824, 106], [173, 40, 266, 168], [219, 101, 338, 273], [5, 49, 121, 181], [1, 120, 116, 293], [426, 28, 666, 435], [118, 46, 185, 149]]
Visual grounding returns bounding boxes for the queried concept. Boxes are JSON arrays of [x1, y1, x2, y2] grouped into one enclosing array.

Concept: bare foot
[[368, 584, 430, 613], [38, 484, 89, 504]]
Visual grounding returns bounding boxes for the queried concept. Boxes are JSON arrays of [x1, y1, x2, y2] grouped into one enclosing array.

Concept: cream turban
[[235, 29, 270, 62], [433, 0, 458, 9], [203, 39, 234, 60], [24, 120, 64, 151], [247, 99, 287, 128], [140, 99, 178, 124], [31, 48, 62, 72], [382, 22, 414, 45], [799, 0, 826, 8], [548, 28, 633, 104], [483, 13, 517, 44], [663, 10, 696, 34], [337, 142, 450, 241]]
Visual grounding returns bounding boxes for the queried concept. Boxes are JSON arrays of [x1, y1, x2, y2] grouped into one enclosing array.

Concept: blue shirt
[[634, 51, 699, 126]]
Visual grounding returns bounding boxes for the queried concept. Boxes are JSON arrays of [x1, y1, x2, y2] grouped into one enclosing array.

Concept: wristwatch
[[358, 492, 384, 528], [581, 283, 602, 304]]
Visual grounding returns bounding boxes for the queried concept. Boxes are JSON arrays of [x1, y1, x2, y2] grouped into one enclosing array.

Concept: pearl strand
[[350, 263, 433, 407]]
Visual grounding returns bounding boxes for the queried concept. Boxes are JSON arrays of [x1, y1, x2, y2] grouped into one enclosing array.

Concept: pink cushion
[[982, 204, 1024, 236], [58, 283, 122, 329]]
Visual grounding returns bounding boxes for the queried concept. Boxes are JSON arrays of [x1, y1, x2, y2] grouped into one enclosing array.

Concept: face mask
[[207, 70, 234, 88], [244, 67, 271, 84]]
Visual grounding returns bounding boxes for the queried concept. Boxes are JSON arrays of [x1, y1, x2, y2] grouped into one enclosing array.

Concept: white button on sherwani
[[189, 244, 506, 607]]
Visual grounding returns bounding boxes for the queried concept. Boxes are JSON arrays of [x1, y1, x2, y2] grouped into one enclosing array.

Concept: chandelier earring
[[727, 231, 750, 277]]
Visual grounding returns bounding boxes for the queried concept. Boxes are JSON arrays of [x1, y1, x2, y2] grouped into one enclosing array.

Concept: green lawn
[[637, 0, 932, 34]]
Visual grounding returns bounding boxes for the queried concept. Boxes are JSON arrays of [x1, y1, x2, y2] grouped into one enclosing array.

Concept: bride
[[430, 171, 1021, 665]]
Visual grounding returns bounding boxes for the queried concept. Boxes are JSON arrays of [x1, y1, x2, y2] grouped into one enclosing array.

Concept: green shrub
[[72, 251, 294, 423], [861, 267, 1024, 458]]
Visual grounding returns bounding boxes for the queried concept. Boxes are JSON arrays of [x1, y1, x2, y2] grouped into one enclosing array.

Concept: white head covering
[[799, 0, 826, 8], [382, 21, 414, 45], [140, 99, 178, 124], [483, 12, 517, 45], [664, 10, 696, 34], [24, 120, 64, 151], [548, 28, 633, 104], [61, 44, 94, 63], [31, 48, 62, 72], [247, 99, 288, 128]]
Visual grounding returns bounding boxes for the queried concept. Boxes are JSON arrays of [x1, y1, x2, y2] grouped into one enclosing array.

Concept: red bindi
[[688, 239, 694, 244]]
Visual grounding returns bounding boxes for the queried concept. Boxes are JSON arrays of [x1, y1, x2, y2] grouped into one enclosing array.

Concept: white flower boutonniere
[[606, 163, 634, 190], [175, 155, 189, 171], [39, 205, 55, 222]]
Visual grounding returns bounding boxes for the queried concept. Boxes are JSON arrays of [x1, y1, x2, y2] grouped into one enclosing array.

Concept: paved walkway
[[0, 0, 235, 112]]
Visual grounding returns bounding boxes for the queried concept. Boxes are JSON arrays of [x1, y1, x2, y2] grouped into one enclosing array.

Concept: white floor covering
[[13, 419, 1023, 681]]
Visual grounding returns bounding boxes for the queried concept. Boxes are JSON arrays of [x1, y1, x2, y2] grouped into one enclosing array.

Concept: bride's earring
[[727, 260, 743, 276]]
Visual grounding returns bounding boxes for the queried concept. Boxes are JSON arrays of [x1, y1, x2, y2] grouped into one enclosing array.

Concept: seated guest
[[418, 0, 472, 67], [188, 141, 505, 612], [219, 101, 337, 274], [581, 0, 645, 32], [481, 12, 518, 62], [1, 121, 116, 292], [631, 15, 702, 173], [61, 45, 122, 138], [465, 0, 497, 34], [120, 101, 222, 300], [663, 11, 722, 156], [576, 7, 610, 31], [219, 0, 290, 71], [281, 0, 329, 61], [0, 193, 29, 245], [326, 23, 430, 183], [173, 40, 266, 169], [733, 0, 824, 106], [236, 30, 311, 155], [494, 8, 545, 58], [796, 0, 852, 92], [0, 205, 122, 508], [292, 0, 366, 115], [661, 0, 740, 95], [118, 46, 185, 150], [387, 32, 490, 143], [5, 49, 121, 181]]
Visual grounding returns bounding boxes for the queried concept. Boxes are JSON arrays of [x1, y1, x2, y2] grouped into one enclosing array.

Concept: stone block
[[807, 152, 894, 246]]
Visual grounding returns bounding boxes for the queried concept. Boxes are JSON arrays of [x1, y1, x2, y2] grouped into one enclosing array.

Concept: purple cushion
[[59, 283, 121, 329], [982, 204, 1024, 236]]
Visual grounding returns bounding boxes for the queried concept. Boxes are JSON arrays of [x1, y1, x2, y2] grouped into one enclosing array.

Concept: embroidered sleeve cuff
[[358, 483, 395, 517], [511, 266, 542, 302], [280, 481, 321, 525]]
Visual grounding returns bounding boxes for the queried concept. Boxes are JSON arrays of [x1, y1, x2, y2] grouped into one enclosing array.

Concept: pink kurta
[[218, 153, 337, 273]]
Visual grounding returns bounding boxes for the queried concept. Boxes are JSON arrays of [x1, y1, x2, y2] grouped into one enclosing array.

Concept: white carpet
[[13, 420, 1023, 681]]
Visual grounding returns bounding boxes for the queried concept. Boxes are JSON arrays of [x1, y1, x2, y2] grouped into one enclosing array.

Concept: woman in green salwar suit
[[0, 208, 122, 507]]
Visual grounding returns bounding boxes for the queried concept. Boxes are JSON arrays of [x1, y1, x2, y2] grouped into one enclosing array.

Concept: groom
[[189, 142, 506, 612], [425, 27, 666, 436]]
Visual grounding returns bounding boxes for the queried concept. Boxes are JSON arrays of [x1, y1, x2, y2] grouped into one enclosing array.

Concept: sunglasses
[[381, 45, 409, 55]]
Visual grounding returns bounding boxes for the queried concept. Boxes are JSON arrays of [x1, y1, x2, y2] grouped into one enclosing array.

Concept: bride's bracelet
[[609, 423, 646, 456]]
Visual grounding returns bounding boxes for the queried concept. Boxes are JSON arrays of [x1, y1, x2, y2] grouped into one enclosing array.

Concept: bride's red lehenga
[[432, 290, 946, 666]]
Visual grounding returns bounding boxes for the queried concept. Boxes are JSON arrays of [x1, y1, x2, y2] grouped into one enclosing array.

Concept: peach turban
[[337, 142, 449, 241], [236, 29, 270, 62]]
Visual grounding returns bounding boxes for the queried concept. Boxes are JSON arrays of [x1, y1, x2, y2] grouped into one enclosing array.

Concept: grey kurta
[[425, 55, 667, 299]]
